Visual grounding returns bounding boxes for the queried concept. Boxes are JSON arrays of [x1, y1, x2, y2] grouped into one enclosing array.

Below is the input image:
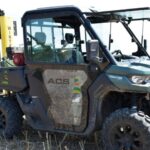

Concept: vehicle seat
[[58, 48, 84, 64], [76, 49, 84, 63], [58, 33, 84, 64]]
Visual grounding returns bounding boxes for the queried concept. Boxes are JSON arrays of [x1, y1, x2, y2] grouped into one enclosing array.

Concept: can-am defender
[[1, 6, 150, 150]]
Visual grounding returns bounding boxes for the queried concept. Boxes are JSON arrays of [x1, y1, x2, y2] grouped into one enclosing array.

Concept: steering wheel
[[112, 50, 123, 55], [112, 50, 125, 60]]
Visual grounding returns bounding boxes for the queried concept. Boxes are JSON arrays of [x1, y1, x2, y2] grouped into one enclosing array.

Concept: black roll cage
[[84, 8, 150, 58]]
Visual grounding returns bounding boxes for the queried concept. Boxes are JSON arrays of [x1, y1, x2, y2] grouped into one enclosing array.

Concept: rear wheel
[[0, 97, 23, 138], [102, 108, 150, 150]]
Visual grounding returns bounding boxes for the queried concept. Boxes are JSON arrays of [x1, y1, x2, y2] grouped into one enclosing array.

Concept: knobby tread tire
[[0, 97, 23, 138], [102, 108, 150, 150]]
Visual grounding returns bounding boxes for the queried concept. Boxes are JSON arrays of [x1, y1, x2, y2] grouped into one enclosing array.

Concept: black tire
[[102, 108, 150, 150], [0, 97, 23, 138]]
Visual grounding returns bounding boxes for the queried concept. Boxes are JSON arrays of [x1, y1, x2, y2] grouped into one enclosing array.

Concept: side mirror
[[86, 40, 99, 61]]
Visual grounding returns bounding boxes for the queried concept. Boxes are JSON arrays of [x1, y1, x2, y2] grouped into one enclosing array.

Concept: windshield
[[89, 19, 149, 62], [91, 22, 138, 55], [85, 7, 150, 62]]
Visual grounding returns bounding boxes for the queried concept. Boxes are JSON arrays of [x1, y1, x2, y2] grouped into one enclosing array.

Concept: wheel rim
[[0, 111, 6, 130], [111, 124, 143, 150]]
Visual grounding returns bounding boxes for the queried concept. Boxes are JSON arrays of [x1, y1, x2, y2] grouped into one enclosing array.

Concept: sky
[[1, 0, 150, 46]]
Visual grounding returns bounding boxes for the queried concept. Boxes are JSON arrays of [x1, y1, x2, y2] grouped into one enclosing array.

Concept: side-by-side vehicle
[[0, 6, 150, 150]]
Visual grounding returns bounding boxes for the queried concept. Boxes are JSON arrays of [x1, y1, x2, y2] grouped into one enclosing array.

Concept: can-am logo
[[48, 78, 69, 85]]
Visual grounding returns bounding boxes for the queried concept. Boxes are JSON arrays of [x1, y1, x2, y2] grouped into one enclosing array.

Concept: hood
[[105, 57, 150, 93], [106, 57, 150, 76]]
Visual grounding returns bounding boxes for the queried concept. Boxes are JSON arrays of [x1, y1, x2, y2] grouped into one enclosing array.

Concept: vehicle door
[[24, 12, 92, 132]]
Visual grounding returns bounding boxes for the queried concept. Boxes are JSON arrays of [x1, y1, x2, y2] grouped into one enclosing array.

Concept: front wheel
[[102, 108, 150, 150]]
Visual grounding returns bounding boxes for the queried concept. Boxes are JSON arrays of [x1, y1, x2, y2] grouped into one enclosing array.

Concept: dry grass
[[0, 124, 102, 150]]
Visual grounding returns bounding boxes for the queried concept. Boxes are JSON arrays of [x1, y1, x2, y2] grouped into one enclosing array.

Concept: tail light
[[13, 53, 25, 66], [12, 46, 25, 66]]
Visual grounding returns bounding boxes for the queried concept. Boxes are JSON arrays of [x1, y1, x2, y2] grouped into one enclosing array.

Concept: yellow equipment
[[0, 10, 15, 58]]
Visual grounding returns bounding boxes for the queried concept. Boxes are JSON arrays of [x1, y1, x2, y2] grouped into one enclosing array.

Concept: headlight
[[130, 76, 150, 84]]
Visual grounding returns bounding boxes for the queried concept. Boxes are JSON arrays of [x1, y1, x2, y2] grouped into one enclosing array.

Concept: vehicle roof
[[22, 5, 82, 18], [22, 5, 83, 26], [85, 7, 150, 22], [22, 6, 150, 24]]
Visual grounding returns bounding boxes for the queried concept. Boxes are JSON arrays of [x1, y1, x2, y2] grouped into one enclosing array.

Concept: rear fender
[[0, 66, 27, 92]]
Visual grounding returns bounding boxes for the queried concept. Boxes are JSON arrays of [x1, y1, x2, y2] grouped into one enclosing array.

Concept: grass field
[[0, 123, 102, 150]]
